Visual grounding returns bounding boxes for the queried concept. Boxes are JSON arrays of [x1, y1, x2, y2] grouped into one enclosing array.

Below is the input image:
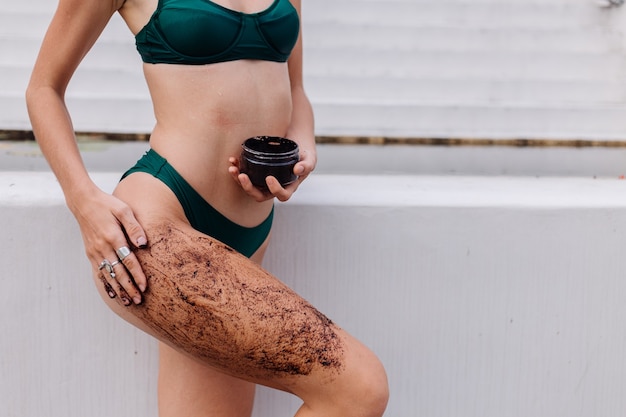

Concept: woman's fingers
[[228, 151, 315, 202], [118, 247, 147, 293], [114, 204, 148, 249], [238, 173, 272, 201], [99, 274, 117, 299], [109, 202, 149, 295], [76, 190, 148, 306], [98, 259, 130, 305], [98, 255, 142, 305], [111, 260, 141, 305], [265, 176, 294, 202]]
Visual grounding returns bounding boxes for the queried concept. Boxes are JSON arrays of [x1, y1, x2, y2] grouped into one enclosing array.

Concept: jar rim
[[242, 136, 299, 158]]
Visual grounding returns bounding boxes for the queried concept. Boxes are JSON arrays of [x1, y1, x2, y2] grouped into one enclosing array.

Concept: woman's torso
[[117, 0, 297, 225]]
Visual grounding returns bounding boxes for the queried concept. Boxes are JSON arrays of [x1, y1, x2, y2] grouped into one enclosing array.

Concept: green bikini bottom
[[121, 148, 273, 258]]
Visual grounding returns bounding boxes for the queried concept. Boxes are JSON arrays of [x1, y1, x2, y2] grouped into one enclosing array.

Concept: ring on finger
[[98, 259, 117, 279], [116, 246, 131, 261], [99, 259, 112, 272], [108, 260, 123, 279]]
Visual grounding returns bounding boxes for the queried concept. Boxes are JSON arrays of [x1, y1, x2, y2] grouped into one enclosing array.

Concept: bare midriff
[[143, 60, 292, 226]]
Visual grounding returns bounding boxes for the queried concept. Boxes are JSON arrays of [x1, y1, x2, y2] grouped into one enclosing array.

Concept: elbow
[[24, 82, 38, 126], [25, 80, 45, 115], [25, 77, 65, 110], [24, 82, 35, 109], [24, 81, 65, 126]]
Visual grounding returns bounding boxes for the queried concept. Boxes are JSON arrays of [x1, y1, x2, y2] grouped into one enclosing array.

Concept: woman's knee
[[347, 353, 389, 417], [305, 343, 388, 417]]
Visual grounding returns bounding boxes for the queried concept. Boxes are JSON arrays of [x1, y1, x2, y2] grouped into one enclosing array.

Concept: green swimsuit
[[122, 150, 274, 258], [135, 0, 300, 65]]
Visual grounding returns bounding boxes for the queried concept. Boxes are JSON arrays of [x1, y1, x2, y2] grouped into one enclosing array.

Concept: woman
[[25, 0, 389, 416]]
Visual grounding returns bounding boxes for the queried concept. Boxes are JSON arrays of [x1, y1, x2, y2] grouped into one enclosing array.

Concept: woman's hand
[[228, 147, 316, 202], [70, 188, 148, 306]]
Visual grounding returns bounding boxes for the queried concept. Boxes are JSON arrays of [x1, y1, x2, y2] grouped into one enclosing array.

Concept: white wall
[[4, 170, 626, 416], [3, 0, 626, 139]]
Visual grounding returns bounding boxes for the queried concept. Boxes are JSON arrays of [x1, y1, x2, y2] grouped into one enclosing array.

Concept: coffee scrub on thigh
[[124, 222, 345, 381]]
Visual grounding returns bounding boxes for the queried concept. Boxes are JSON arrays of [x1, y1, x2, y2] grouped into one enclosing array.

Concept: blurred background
[[4, 1, 626, 417], [3, 0, 626, 142]]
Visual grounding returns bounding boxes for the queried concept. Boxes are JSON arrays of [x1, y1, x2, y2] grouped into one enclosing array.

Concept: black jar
[[239, 136, 300, 189]]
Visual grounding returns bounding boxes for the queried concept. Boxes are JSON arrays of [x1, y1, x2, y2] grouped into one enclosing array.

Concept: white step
[[305, 23, 626, 54], [304, 0, 618, 30], [304, 47, 626, 80], [0, 95, 154, 133], [3, 0, 626, 140], [313, 101, 626, 139], [305, 75, 626, 106]]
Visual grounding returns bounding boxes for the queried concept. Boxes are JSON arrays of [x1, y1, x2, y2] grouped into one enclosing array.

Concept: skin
[[25, 0, 389, 416]]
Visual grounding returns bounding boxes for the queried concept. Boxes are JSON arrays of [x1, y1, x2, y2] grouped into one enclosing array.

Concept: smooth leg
[[158, 342, 256, 417]]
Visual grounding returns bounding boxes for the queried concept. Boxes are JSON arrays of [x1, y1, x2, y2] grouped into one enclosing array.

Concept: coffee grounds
[[128, 222, 345, 380]]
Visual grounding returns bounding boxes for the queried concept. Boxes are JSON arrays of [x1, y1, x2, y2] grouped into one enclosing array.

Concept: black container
[[239, 136, 300, 189]]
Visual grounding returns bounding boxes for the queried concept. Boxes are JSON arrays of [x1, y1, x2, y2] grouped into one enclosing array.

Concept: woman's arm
[[229, 0, 317, 202], [285, 0, 315, 143], [284, 0, 317, 191], [25, 0, 148, 305]]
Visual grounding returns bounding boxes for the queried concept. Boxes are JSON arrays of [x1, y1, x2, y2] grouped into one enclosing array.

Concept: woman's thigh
[[97, 172, 384, 405], [158, 221, 270, 417]]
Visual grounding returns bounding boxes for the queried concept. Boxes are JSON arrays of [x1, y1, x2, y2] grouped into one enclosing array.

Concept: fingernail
[[139, 283, 147, 293], [121, 297, 131, 306], [104, 283, 116, 299], [133, 296, 142, 305], [137, 236, 147, 247]]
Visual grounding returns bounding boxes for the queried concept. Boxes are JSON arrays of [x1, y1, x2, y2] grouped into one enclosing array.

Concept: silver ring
[[98, 259, 112, 271], [98, 259, 116, 279], [116, 246, 131, 261], [110, 260, 121, 268]]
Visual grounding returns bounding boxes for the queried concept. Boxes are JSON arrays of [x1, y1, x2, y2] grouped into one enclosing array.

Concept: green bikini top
[[135, 0, 300, 65]]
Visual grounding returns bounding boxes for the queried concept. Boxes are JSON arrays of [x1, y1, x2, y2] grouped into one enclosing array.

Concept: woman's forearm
[[25, 0, 119, 209], [287, 85, 316, 157], [25, 85, 98, 211]]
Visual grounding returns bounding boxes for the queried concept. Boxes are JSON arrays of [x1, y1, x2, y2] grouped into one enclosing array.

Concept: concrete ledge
[[4, 172, 626, 417], [5, 170, 626, 207]]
